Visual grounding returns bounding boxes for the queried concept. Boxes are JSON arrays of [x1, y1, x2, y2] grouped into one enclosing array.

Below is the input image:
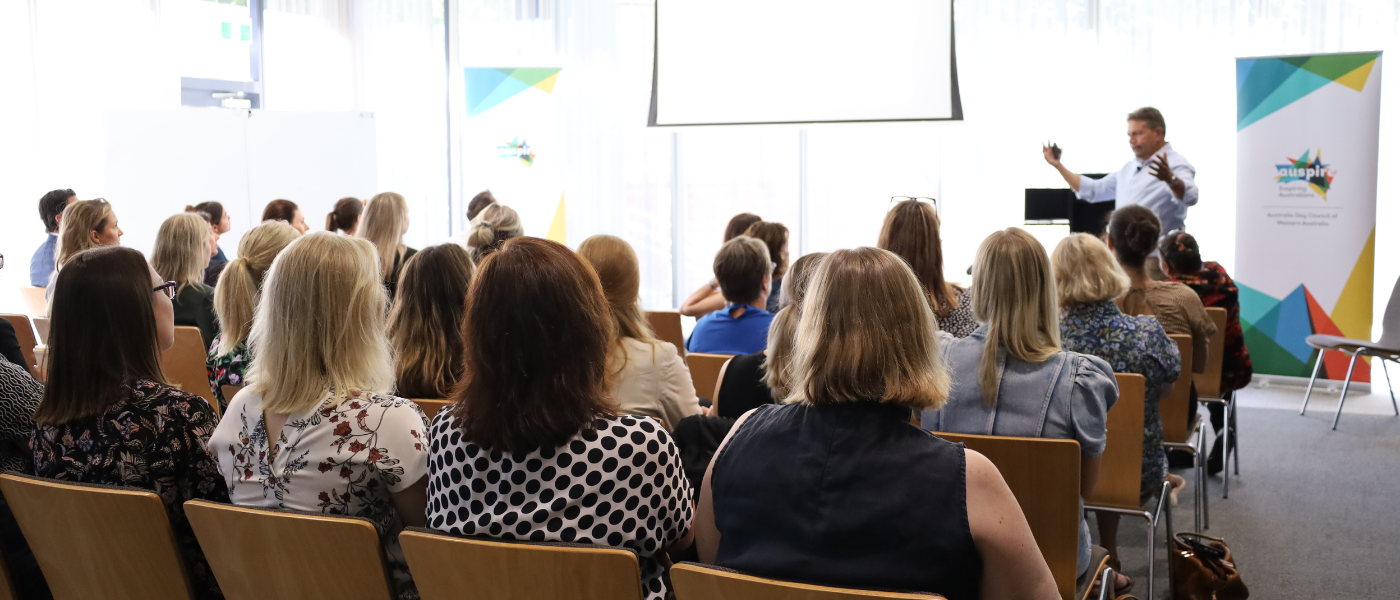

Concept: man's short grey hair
[[1127, 107, 1165, 134]]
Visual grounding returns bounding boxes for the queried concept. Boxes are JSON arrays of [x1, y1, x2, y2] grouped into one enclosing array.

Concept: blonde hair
[[150, 213, 212, 294], [786, 247, 950, 410], [577, 235, 657, 375], [763, 251, 827, 398], [467, 203, 524, 262], [970, 228, 1061, 405], [213, 221, 301, 355], [246, 232, 394, 413], [358, 192, 410, 276], [55, 199, 114, 270], [1051, 233, 1130, 307]]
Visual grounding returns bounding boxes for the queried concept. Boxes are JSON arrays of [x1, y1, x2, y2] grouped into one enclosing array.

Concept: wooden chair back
[[646, 310, 687, 358], [31, 316, 50, 345], [159, 326, 219, 415], [412, 399, 450, 420], [399, 527, 644, 600], [933, 433, 1080, 600], [0, 315, 38, 378], [686, 353, 733, 401], [1085, 373, 1146, 511], [1195, 308, 1228, 399], [1162, 334, 1194, 444], [220, 385, 243, 406], [0, 473, 194, 600], [19, 287, 47, 318], [185, 500, 392, 600], [671, 562, 945, 600], [0, 551, 14, 600]]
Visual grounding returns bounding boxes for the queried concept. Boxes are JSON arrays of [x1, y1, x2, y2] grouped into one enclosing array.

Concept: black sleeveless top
[[711, 401, 982, 599], [715, 352, 775, 418]]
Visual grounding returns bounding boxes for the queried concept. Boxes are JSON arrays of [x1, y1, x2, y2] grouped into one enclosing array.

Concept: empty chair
[[0, 315, 37, 378], [1301, 274, 1400, 429], [185, 500, 394, 600], [411, 398, 449, 420], [1161, 334, 1205, 531], [686, 353, 733, 401], [160, 326, 220, 414], [671, 562, 946, 600], [18, 288, 46, 319], [646, 310, 687, 358], [1197, 307, 1240, 496], [0, 474, 196, 600], [399, 527, 644, 600], [31, 317, 49, 346]]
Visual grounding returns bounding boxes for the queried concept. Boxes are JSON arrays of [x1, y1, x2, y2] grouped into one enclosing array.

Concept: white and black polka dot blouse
[[426, 412, 694, 600]]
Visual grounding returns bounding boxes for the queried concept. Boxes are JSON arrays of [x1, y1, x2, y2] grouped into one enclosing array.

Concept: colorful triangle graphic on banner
[[465, 68, 562, 117], [1238, 282, 1372, 382], [1236, 52, 1380, 130], [546, 194, 567, 244]]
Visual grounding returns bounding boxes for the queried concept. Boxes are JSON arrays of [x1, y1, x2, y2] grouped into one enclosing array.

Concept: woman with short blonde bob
[[358, 192, 417, 301], [151, 212, 220, 349], [206, 220, 301, 409], [578, 234, 700, 430], [209, 232, 429, 600], [924, 228, 1120, 589], [695, 247, 1058, 600]]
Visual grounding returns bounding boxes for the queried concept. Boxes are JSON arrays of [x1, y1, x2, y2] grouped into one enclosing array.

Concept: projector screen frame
[[647, 1, 963, 127]]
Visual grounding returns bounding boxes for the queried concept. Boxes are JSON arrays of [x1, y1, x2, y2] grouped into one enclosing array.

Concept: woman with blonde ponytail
[[206, 220, 301, 409], [462, 203, 523, 263], [578, 234, 699, 430], [922, 227, 1120, 586], [357, 192, 416, 301]]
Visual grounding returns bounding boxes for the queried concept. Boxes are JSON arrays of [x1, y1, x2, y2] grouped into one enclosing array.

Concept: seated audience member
[[0, 357, 48, 600], [358, 192, 417, 302], [1052, 233, 1181, 565], [1158, 230, 1252, 472], [742, 221, 790, 313], [578, 234, 700, 430], [326, 196, 363, 235], [53, 198, 122, 276], [427, 237, 693, 600], [694, 247, 1058, 600], [923, 228, 1122, 590], [462, 203, 524, 263], [210, 233, 428, 600], [465, 189, 496, 221], [879, 198, 977, 337], [189, 202, 231, 286], [712, 252, 826, 418], [207, 221, 301, 410], [686, 236, 774, 355], [387, 244, 474, 399], [30, 189, 77, 287], [32, 246, 228, 600], [261, 198, 309, 234], [679, 212, 763, 317], [152, 213, 220, 349], [0, 320, 23, 372]]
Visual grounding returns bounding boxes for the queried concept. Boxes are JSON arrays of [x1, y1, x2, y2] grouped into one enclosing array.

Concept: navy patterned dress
[[1060, 300, 1182, 497]]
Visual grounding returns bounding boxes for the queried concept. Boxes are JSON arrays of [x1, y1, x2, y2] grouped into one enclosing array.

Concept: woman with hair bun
[[207, 220, 302, 410], [462, 203, 523, 263], [261, 198, 308, 234], [326, 197, 363, 235]]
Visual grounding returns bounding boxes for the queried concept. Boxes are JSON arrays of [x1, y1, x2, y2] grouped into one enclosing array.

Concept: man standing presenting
[[1042, 107, 1198, 278]]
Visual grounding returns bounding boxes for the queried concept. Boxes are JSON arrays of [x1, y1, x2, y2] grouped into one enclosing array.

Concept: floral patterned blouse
[[31, 379, 229, 600], [1169, 261, 1254, 393], [209, 389, 430, 600], [206, 334, 249, 412], [1060, 301, 1182, 497]]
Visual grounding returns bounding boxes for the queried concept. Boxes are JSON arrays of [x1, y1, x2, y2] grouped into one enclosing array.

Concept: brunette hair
[[1107, 205, 1161, 269], [189, 202, 225, 226], [39, 189, 76, 233], [388, 244, 475, 399], [467, 190, 497, 221], [743, 221, 790, 281], [724, 213, 763, 242], [763, 252, 827, 397], [1158, 230, 1203, 275], [714, 236, 770, 307], [577, 235, 657, 374], [36, 246, 165, 424], [1128, 106, 1166, 134], [971, 229, 1061, 405], [326, 197, 363, 233], [878, 199, 957, 316], [262, 199, 300, 223], [450, 237, 616, 453]]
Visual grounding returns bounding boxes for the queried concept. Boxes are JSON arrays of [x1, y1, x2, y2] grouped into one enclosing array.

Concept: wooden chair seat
[[0, 315, 38, 378], [0, 473, 195, 600], [686, 353, 734, 401], [185, 500, 394, 600], [646, 310, 687, 358], [1162, 334, 1206, 532], [1195, 308, 1227, 400], [19, 287, 47, 319], [670, 562, 945, 600], [159, 326, 220, 416], [399, 527, 644, 600], [411, 399, 450, 420]]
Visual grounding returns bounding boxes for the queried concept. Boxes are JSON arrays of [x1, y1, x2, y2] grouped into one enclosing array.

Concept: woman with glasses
[[152, 212, 221, 350], [32, 246, 229, 600], [878, 197, 977, 338]]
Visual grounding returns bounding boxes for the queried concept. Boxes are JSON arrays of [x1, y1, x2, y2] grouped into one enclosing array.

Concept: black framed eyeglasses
[[153, 281, 178, 299], [889, 196, 936, 209]]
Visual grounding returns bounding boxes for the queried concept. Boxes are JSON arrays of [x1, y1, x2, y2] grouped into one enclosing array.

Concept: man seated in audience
[[686, 236, 774, 355], [30, 189, 77, 286]]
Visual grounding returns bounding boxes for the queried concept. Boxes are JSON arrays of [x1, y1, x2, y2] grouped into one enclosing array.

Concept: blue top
[[712, 401, 982, 599], [29, 234, 57, 287], [686, 305, 773, 355]]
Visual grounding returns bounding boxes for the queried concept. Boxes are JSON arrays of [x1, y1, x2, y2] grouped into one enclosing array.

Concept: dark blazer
[[173, 284, 220, 351]]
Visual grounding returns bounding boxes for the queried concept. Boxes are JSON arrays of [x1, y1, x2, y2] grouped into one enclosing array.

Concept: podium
[[1024, 174, 1111, 236]]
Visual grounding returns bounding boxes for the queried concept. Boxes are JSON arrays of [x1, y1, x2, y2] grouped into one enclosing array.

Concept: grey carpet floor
[[1096, 405, 1400, 599]]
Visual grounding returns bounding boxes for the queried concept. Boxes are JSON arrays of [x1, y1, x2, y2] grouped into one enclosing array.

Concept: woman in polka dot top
[[427, 238, 693, 600]]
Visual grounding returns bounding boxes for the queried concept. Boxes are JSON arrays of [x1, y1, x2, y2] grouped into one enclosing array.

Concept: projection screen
[[649, 0, 961, 126]]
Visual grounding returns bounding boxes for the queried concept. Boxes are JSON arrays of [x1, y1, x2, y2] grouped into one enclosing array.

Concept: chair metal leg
[[1332, 353, 1360, 430], [1099, 567, 1117, 600], [1200, 422, 1210, 528], [1383, 359, 1398, 416], [1223, 393, 1232, 496], [1301, 351, 1325, 415], [1230, 392, 1240, 477]]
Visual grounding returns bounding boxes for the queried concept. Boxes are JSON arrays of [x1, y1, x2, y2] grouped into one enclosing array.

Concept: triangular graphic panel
[[1331, 228, 1376, 340], [1238, 282, 1279, 326], [546, 194, 567, 244], [1332, 59, 1376, 92], [1237, 282, 1370, 381], [1236, 52, 1380, 130], [1304, 288, 1371, 383], [1275, 285, 1315, 363], [1241, 321, 1311, 378], [465, 68, 562, 117]]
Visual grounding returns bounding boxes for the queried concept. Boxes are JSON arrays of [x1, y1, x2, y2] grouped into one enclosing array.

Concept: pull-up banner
[[1234, 52, 1382, 382]]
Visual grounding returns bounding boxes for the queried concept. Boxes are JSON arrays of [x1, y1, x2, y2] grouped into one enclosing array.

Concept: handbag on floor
[[1169, 532, 1249, 599]]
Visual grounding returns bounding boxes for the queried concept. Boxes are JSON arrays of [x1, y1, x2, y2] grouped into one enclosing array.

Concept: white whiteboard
[[103, 109, 378, 259]]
